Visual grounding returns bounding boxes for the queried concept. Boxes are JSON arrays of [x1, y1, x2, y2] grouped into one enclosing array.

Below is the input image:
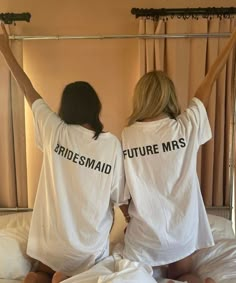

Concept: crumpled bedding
[[62, 253, 185, 283], [192, 239, 236, 283], [61, 239, 236, 283]]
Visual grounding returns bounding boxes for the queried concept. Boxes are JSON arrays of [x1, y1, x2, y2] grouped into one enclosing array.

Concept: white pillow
[[207, 214, 235, 241], [0, 211, 32, 230], [0, 212, 32, 279], [0, 233, 31, 279]]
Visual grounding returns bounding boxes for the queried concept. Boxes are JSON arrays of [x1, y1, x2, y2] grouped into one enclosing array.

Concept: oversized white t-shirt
[[121, 98, 214, 266], [27, 99, 129, 276]]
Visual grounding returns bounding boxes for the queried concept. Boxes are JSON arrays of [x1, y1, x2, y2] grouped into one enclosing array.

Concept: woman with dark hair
[[0, 23, 129, 283], [58, 81, 103, 139]]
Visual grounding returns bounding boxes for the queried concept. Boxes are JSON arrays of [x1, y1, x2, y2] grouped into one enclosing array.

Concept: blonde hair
[[128, 70, 181, 125]]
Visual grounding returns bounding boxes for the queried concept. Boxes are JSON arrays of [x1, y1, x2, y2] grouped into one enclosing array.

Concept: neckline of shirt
[[70, 124, 111, 137]]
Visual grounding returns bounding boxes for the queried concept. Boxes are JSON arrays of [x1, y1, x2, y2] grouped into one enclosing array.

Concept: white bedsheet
[[62, 253, 185, 283], [0, 280, 22, 283], [1, 212, 235, 283], [192, 239, 236, 283], [62, 239, 236, 283]]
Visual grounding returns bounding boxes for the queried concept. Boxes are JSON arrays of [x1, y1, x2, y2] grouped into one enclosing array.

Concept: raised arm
[[0, 23, 41, 107], [195, 28, 236, 108]]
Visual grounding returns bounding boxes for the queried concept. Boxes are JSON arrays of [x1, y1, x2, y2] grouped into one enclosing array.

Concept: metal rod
[[206, 206, 232, 209], [9, 32, 232, 41], [0, 207, 33, 212]]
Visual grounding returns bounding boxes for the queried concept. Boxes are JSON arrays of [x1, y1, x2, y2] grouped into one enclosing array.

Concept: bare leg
[[24, 262, 55, 283], [168, 255, 193, 279], [167, 255, 216, 283], [178, 275, 216, 283], [52, 272, 69, 283], [24, 272, 52, 283], [205, 278, 216, 283], [167, 255, 198, 283]]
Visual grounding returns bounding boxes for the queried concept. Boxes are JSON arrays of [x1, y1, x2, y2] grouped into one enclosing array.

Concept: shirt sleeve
[[110, 141, 130, 206], [32, 99, 63, 151], [180, 97, 212, 147]]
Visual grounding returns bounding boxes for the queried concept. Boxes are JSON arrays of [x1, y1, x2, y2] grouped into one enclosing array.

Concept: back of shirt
[[121, 98, 214, 266], [27, 99, 129, 275]]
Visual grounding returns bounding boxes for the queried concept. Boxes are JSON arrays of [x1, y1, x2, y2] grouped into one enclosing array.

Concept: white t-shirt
[[27, 99, 129, 276], [121, 98, 214, 266]]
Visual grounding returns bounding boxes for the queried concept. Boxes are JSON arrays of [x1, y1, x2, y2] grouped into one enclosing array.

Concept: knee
[[168, 255, 193, 279], [24, 272, 38, 283], [52, 272, 69, 283]]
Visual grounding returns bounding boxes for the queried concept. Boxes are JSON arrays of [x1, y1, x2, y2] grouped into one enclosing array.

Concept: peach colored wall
[[1, 0, 235, 206]]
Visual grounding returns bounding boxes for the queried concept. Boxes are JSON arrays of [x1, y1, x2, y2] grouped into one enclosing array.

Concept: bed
[[0, 210, 235, 283]]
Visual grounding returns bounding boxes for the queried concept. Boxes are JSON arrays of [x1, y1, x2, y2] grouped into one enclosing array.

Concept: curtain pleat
[[138, 17, 235, 209], [10, 40, 28, 207], [0, 39, 28, 208], [0, 56, 17, 207]]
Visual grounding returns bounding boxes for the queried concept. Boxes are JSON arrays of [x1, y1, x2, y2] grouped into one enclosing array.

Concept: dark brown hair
[[58, 81, 103, 139]]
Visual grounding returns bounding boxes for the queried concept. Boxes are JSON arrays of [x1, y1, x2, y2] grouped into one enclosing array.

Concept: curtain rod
[[9, 32, 231, 41], [131, 7, 236, 20], [0, 13, 31, 24], [0, 207, 33, 212]]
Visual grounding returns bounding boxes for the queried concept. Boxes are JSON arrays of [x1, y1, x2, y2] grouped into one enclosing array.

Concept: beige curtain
[[0, 37, 28, 208], [139, 18, 235, 208]]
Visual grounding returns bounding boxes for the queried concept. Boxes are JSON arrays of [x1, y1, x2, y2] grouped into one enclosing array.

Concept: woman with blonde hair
[[122, 29, 236, 283]]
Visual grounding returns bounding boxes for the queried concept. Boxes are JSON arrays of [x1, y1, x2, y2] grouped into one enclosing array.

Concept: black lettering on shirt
[[58, 145, 65, 156], [153, 144, 159, 154], [94, 161, 101, 171], [67, 150, 74, 160], [172, 140, 180, 150], [85, 158, 95, 169], [73, 153, 79, 163], [104, 164, 112, 174], [54, 143, 59, 153], [179, 138, 186, 148], [146, 145, 154, 155], [54, 144, 112, 174], [79, 155, 86, 165], [162, 142, 172, 152], [139, 147, 146, 156]]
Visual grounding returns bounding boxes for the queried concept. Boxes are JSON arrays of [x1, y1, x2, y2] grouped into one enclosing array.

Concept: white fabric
[[0, 212, 32, 230], [192, 239, 236, 283], [0, 280, 22, 283], [62, 255, 157, 283], [0, 235, 31, 279], [27, 99, 128, 276], [121, 97, 214, 266], [207, 214, 235, 240], [0, 212, 32, 280]]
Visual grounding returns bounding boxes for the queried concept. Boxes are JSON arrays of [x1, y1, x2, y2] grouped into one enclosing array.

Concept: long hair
[[128, 70, 181, 126], [58, 81, 103, 139]]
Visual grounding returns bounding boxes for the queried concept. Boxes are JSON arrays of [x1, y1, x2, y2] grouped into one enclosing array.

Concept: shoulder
[[32, 98, 45, 110], [121, 125, 136, 136], [177, 97, 208, 124], [98, 132, 122, 147]]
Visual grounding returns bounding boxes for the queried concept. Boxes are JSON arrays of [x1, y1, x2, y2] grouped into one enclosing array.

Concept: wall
[[0, 0, 235, 206]]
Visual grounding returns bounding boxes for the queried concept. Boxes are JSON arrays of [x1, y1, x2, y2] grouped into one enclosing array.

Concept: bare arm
[[0, 23, 41, 107], [195, 28, 236, 108]]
